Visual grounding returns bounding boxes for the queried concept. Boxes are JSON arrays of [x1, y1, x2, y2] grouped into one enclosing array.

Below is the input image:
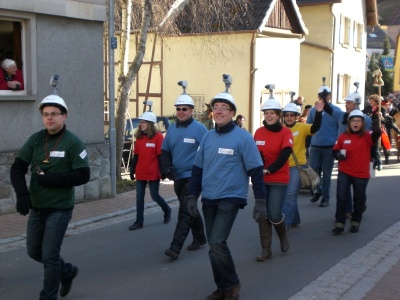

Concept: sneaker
[[310, 193, 321, 203], [224, 283, 241, 300], [187, 239, 207, 251], [332, 227, 344, 235], [129, 222, 143, 230], [350, 225, 359, 233], [164, 249, 179, 260], [59, 265, 79, 297], [164, 207, 171, 224], [206, 288, 225, 300], [319, 200, 329, 207]]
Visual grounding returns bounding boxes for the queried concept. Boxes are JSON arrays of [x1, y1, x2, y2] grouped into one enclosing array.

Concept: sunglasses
[[176, 107, 189, 112], [284, 113, 296, 117]]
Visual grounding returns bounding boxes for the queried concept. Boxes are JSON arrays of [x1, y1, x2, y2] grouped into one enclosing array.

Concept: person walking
[[186, 74, 266, 300], [307, 79, 342, 207], [331, 110, 381, 234], [161, 81, 207, 260], [281, 101, 323, 230], [10, 94, 90, 299], [253, 93, 293, 261], [128, 111, 171, 230]]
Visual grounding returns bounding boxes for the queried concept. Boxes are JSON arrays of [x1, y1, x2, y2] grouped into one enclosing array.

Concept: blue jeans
[[308, 146, 334, 202], [265, 184, 287, 223], [135, 180, 170, 224], [282, 166, 302, 226], [27, 209, 74, 300], [335, 171, 369, 225], [202, 201, 240, 290], [169, 178, 206, 253]]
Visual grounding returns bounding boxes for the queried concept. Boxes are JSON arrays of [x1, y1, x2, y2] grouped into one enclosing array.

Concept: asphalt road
[[1, 162, 399, 300]]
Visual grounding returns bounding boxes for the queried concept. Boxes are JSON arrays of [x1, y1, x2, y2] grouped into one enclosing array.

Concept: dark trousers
[[27, 209, 74, 300], [335, 171, 369, 226], [169, 178, 206, 253]]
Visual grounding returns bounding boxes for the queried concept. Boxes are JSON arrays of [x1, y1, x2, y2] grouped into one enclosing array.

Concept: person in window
[[0, 59, 24, 90]]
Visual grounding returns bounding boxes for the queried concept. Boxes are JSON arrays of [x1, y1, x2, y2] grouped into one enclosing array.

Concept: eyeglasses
[[284, 113, 296, 117], [176, 107, 189, 112], [42, 112, 63, 118], [212, 106, 231, 112]]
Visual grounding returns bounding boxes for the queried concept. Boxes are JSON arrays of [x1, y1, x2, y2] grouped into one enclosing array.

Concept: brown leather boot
[[273, 219, 289, 253], [224, 283, 240, 300], [256, 218, 272, 261]]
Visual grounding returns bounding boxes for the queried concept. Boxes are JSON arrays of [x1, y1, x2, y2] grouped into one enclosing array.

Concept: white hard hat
[[139, 112, 157, 124], [283, 103, 299, 114], [174, 94, 194, 107], [344, 92, 362, 104], [348, 110, 365, 120], [211, 92, 237, 115], [39, 95, 68, 112], [261, 98, 281, 111], [318, 85, 331, 94]]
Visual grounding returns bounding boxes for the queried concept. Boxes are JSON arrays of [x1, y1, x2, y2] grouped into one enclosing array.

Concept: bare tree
[[110, 0, 253, 179]]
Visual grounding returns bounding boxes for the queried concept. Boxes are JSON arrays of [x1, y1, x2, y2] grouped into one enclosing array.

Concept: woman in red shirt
[[254, 97, 293, 261], [0, 59, 24, 90], [332, 110, 380, 234], [128, 112, 171, 230]]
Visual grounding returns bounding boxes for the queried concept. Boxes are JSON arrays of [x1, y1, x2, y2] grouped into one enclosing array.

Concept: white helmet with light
[[139, 111, 157, 124], [318, 77, 331, 96], [348, 110, 365, 120], [261, 98, 281, 111], [210, 74, 237, 115], [344, 92, 361, 104], [174, 80, 195, 107], [283, 103, 300, 114], [39, 95, 68, 112]]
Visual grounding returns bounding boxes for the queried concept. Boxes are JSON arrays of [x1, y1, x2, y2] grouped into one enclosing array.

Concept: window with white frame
[[353, 22, 363, 50], [0, 11, 36, 97], [340, 16, 351, 47], [337, 73, 351, 103], [190, 94, 206, 122]]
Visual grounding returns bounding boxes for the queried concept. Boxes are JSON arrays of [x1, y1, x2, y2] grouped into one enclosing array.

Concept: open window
[[0, 10, 36, 98]]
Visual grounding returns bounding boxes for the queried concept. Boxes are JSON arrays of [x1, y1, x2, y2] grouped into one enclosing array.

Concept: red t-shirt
[[254, 126, 293, 184], [133, 132, 163, 180], [333, 131, 374, 178]]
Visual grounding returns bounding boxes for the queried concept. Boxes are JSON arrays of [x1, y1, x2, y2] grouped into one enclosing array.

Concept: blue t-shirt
[[162, 120, 207, 180], [194, 126, 263, 201], [307, 104, 340, 146]]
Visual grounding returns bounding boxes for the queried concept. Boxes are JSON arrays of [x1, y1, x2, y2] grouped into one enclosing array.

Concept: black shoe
[[164, 249, 179, 260], [187, 239, 207, 251], [164, 207, 171, 224], [310, 193, 321, 203], [350, 225, 359, 233], [332, 227, 344, 235], [129, 222, 143, 230], [60, 265, 79, 297], [319, 200, 329, 207]]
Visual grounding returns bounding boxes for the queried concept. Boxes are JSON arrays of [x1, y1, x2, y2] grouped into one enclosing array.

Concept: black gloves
[[253, 198, 267, 223], [186, 195, 198, 217], [166, 168, 177, 181], [130, 168, 135, 180], [336, 153, 346, 161], [16, 194, 31, 216]]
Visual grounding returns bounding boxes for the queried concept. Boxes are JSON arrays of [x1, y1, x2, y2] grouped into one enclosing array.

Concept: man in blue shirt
[[161, 81, 208, 260], [186, 75, 266, 300], [307, 81, 341, 207]]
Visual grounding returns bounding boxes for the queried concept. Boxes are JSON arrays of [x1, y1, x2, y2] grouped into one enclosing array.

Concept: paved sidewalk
[[0, 180, 399, 299]]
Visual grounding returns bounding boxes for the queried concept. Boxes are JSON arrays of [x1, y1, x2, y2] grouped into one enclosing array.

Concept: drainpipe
[[331, 4, 337, 103], [249, 33, 257, 133]]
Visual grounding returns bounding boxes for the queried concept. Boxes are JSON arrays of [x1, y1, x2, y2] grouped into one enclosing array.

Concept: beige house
[[107, 0, 308, 133], [297, 0, 379, 109], [394, 34, 400, 94]]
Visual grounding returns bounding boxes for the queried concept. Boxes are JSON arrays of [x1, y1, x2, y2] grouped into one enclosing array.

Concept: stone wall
[[0, 143, 111, 215]]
